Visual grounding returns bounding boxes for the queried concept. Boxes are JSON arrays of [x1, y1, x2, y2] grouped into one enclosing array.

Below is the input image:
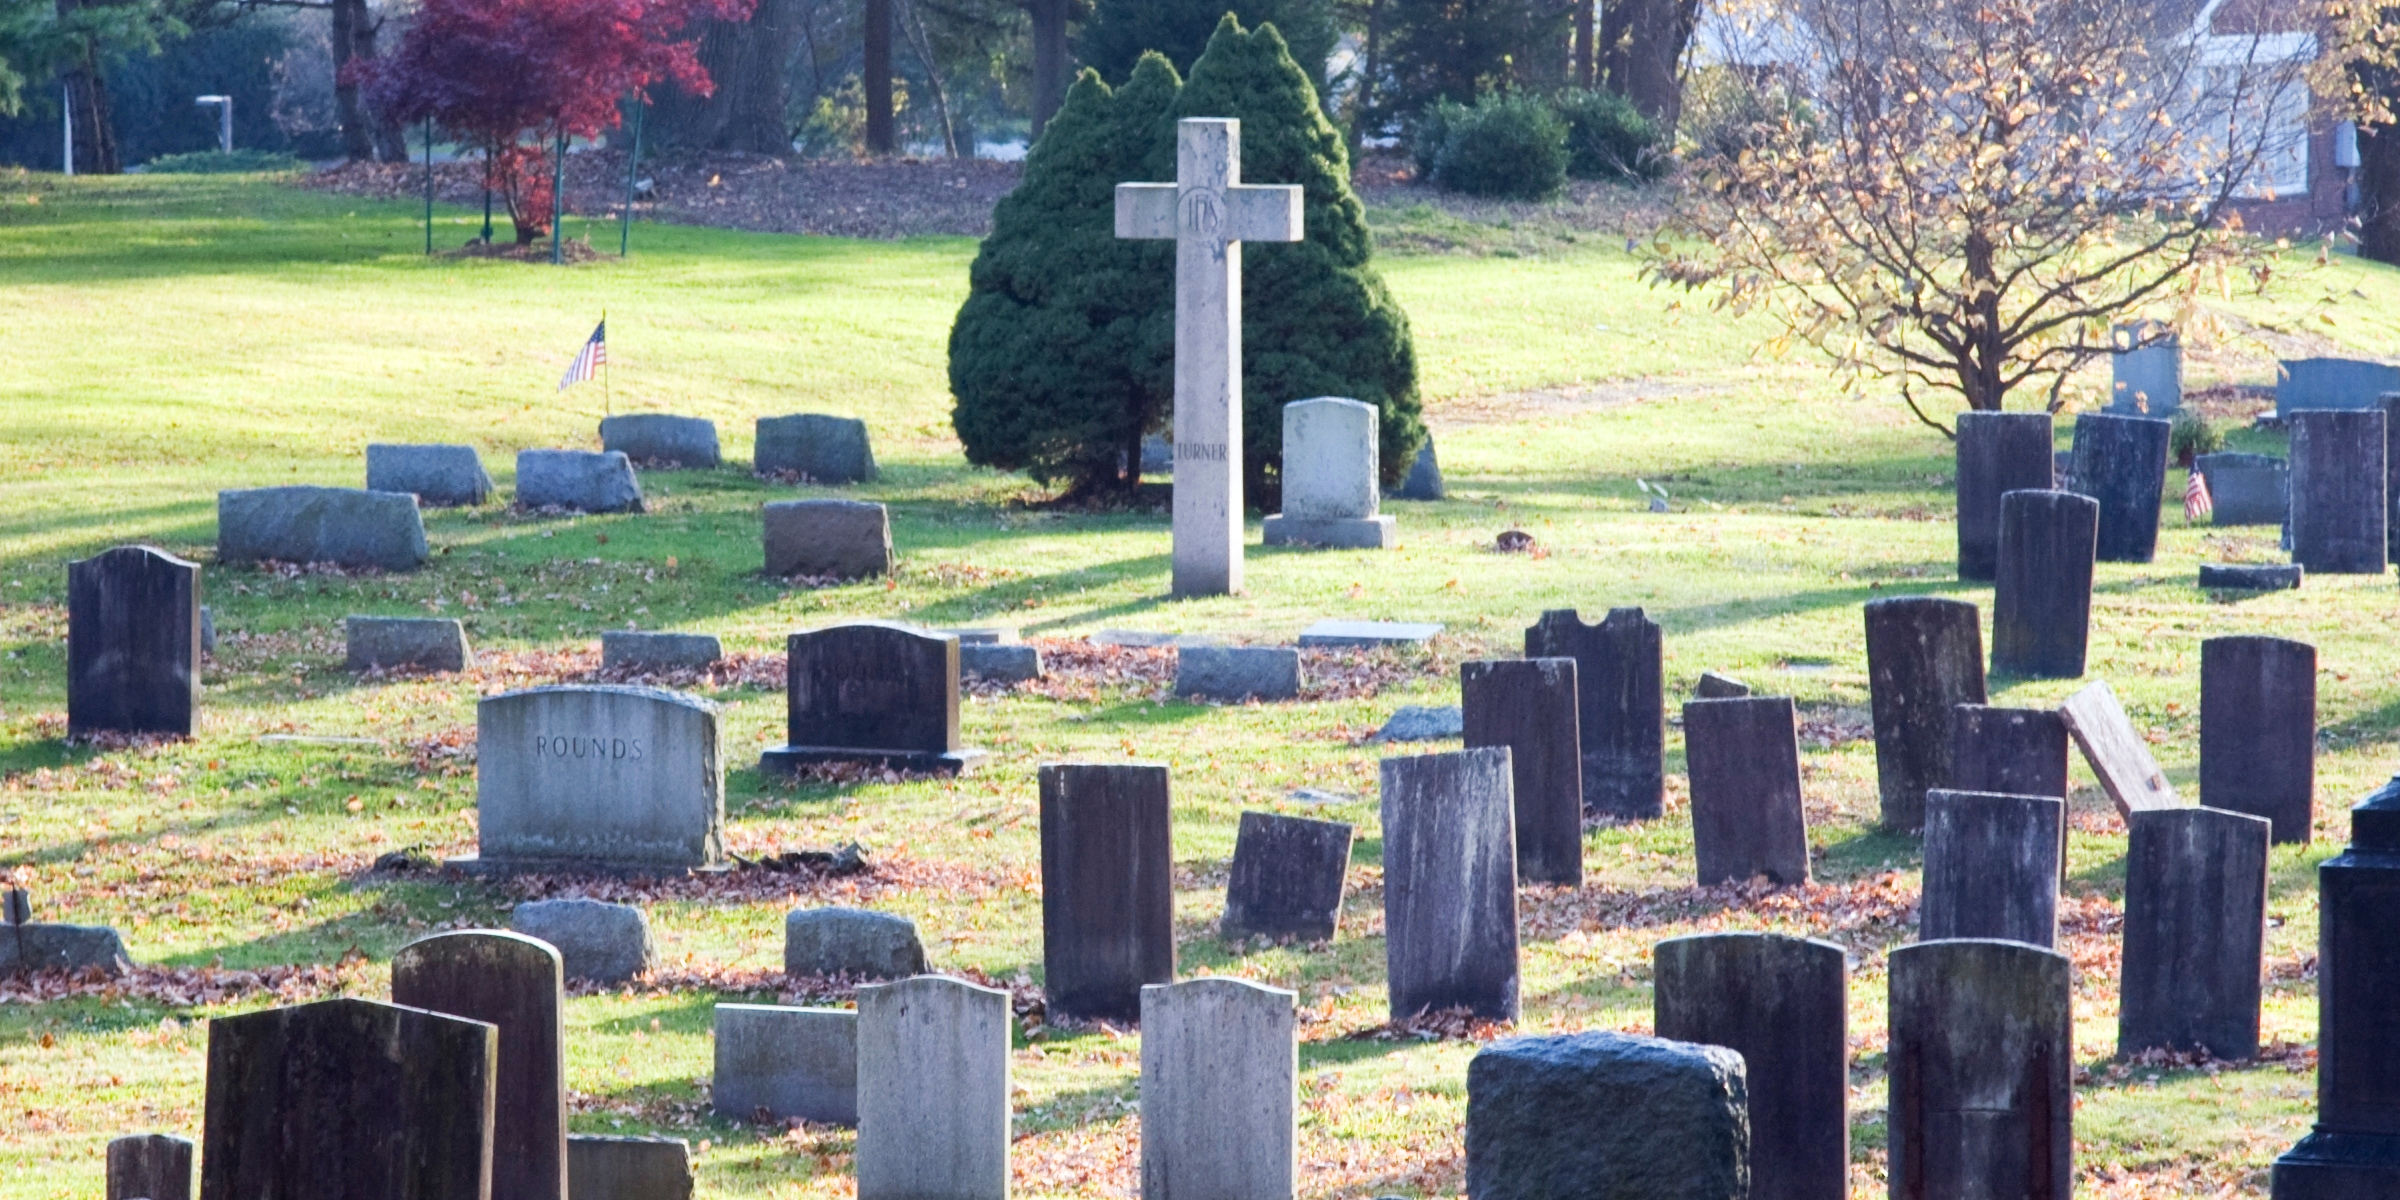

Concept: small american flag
[[2184, 469, 2214, 523], [558, 319, 606, 391]]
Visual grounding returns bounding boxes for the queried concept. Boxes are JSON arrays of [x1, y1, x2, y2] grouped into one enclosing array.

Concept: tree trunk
[[649, 0, 802, 153], [1026, 0, 1069, 140], [2359, 119, 2400, 266], [63, 60, 119, 174], [330, 0, 376, 162], [863, 0, 894, 154], [1599, 0, 1700, 128], [1573, 0, 1595, 89], [898, 0, 956, 156]]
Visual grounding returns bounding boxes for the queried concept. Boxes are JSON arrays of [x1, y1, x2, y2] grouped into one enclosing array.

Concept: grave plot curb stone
[[1175, 646, 1302, 701]]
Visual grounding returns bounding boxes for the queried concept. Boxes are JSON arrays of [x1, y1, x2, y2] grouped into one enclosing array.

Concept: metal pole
[[550, 128, 567, 266], [620, 95, 644, 257], [61, 84, 72, 176], [424, 119, 435, 256], [219, 98, 232, 153]]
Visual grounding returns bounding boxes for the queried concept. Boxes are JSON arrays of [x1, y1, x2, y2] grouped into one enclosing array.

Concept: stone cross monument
[[1117, 117, 1304, 596]]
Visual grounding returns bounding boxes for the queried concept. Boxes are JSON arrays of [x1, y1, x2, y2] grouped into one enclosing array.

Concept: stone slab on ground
[[516, 449, 645, 514], [601, 414, 721, 468], [1373, 705, 1462, 742], [510, 899, 658, 984], [1297, 619, 1442, 647], [1654, 933, 1848, 1200], [1222, 811, 1353, 943], [568, 1136, 693, 1200], [601, 631, 723, 671], [107, 1134, 193, 1200], [856, 975, 1012, 1200], [959, 643, 1041, 683], [762, 499, 892, 580], [345, 616, 471, 672], [67, 545, 199, 739], [366, 444, 493, 507], [712, 1004, 857, 1125], [755, 414, 877, 483], [2059, 681, 2184, 818], [1090, 630, 1221, 648], [0, 923, 133, 975], [2200, 563, 2303, 590], [1174, 645, 1302, 701], [783, 907, 926, 979], [218, 486, 429, 571], [1466, 1031, 1749, 1200]]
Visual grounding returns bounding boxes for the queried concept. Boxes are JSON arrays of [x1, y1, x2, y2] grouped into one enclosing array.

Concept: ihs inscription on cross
[[1116, 117, 1303, 597]]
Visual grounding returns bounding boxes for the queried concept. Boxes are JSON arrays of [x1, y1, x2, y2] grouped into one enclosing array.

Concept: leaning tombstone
[[600, 414, 721, 468], [2194, 452, 2290, 527], [2108, 321, 2181, 414], [1694, 670, 1751, 699], [2070, 412, 2172, 562], [345, 616, 471, 673], [1920, 790, 2063, 947], [2119, 807, 2270, 1061], [1465, 1031, 1748, 1200], [1654, 933, 1848, 1200], [67, 546, 199, 738], [391, 931, 565, 1200], [1864, 597, 1988, 832], [762, 499, 893, 579], [458, 685, 725, 873], [1462, 657, 1583, 886], [1887, 940, 2073, 1200], [1140, 978, 1297, 1200], [1991, 490, 2097, 678], [1949, 706, 2070, 800], [1683, 697, 1810, 886], [763, 622, 984, 775], [2200, 636, 2316, 844], [1954, 412, 2054, 582], [567, 1135, 692, 1200], [1221, 811, 1353, 943], [1394, 437, 1444, 501], [515, 449, 645, 514], [1524, 607, 1664, 818], [856, 975, 1012, 1200], [199, 997, 495, 1200], [1038, 763, 1174, 1023], [2269, 776, 2400, 1197], [1382, 747, 1520, 1020], [1264, 397, 1396, 549], [366, 443, 492, 507], [510, 899, 657, 984], [217, 486, 430, 571], [2288, 408, 2389, 575], [2059, 681, 2184, 819], [712, 1005, 856, 1125], [107, 1134, 193, 1200], [755, 414, 877, 483]]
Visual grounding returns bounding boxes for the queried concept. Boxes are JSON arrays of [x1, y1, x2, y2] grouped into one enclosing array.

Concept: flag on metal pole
[[559, 319, 607, 391], [2183, 469, 2213, 523]]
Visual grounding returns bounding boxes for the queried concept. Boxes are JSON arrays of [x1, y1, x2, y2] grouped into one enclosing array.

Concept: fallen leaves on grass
[[494, 852, 1020, 906], [1301, 647, 1445, 703], [1343, 1005, 1513, 1044], [1520, 872, 1920, 964], [0, 956, 375, 1008], [1009, 641, 1176, 703]]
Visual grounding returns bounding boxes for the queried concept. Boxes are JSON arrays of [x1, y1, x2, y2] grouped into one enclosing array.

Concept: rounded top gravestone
[[469, 685, 725, 873], [391, 930, 566, 1200], [67, 544, 200, 739]]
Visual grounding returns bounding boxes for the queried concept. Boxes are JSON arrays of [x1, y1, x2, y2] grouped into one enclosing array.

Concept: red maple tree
[[359, 0, 751, 244]]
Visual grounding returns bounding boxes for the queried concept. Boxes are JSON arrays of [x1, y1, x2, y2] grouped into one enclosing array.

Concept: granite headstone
[[1683, 696, 1811, 886], [1382, 747, 1519, 1020], [1525, 607, 1664, 819], [2195, 452, 2289, 527], [762, 622, 985, 775], [755, 414, 877, 483], [2201, 635, 2316, 844], [1465, 1032, 1749, 1200], [2120, 807, 2270, 1060], [1038, 763, 1175, 1023], [2059, 681, 2184, 818], [1462, 657, 1583, 887], [365, 444, 492, 508], [1221, 811, 1353, 943], [1864, 596, 1989, 832], [856, 975, 1012, 1200], [107, 1134, 193, 1200], [712, 1005, 856, 1125], [464, 686, 725, 873], [1263, 397, 1395, 549], [344, 616, 471, 673], [2109, 321, 2181, 415], [2279, 357, 2400, 411], [217, 487, 430, 571], [600, 415, 721, 468], [67, 546, 199, 738], [516, 449, 644, 514], [761, 499, 892, 580], [1949, 705, 2070, 800], [1991, 490, 2097, 678]]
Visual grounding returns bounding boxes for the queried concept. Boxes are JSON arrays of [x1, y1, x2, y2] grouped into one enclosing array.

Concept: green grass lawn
[[0, 167, 2390, 1197]]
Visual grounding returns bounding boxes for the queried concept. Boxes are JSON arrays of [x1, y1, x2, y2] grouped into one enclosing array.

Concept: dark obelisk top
[[1524, 607, 1663, 819], [2288, 408, 2389, 575], [1462, 657, 1583, 887], [1864, 597, 1989, 832], [1038, 762, 1175, 1024], [1920, 789, 2062, 948], [1654, 933, 1849, 1200], [1950, 706, 2070, 799], [1221, 810, 1354, 944], [1382, 747, 1520, 1021], [1991, 490, 2098, 679], [2201, 635, 2317, 845], [391, 931, 566, 1200], [1955, 412, 2055, 582], [2120, 807, 2269, 1061], [199, 996, 496, 1200], [1683, 696, 1811, 886], [1888, 940, 2073, 1200], [67, 545, 200, 738], [764, 621, 987, 775], [2071, 411, 2171, 563], [2271, 778, 2400, 1198]]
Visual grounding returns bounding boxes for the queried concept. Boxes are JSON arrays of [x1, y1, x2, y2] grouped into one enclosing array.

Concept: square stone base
[[442, 854, 730, 879], [2274, 1131, 2400, 1198], [758, 746, 989, 776], [1263, 514, 1396, 549]]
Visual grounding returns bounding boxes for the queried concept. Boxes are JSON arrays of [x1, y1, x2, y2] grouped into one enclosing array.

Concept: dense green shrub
[[2170, 409, 2223, 466], [1431, 92, 1567, 200], [1408, 99, 1461, 180], [1554, 88, 1666, 180]]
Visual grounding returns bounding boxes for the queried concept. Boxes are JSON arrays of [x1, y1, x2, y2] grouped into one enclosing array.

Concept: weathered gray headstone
[[463, 686, 725, 872], [68, 545, 199, 738], [1694, 670, 1751, 699], [199, 997, 495, 1200], [1264, 397, 1396, 549], [2195, 452, 2289, 527], [2289, 408, 2389, 575], [1466, 1031, 1748, 1200], [1920, 790, 2063, 947], [1382, 747, 1519, 1020], [1039, 763, 1174, 1023], [391, 931, 565, 1200], [763, 622, 986, 775], [2200, 562, 2303, 590], [856, 975, 1012, 1200], [601, 631, 721, 671], [1373, 704, 1462, 742], [516, 449, 644, 514], [1525, 607, 1664, 819], [755, 414, 877, 483], [566, 1136, 691, 1200], [1954, 412, 2054, 581], [1887, 940, 2073, 1200], [1654, 933, 1847, 1200], [510, 899, 656, 984], [784, 907, 926, 979], [2279, 356, 2400, 411], [2269, 776, 2400, 1197], [1991, 490, 2097, 679], [2201, 635, 2316, 844], [0, 920, 132, 975], [2059, 681, 2183, 818], [1684, 697, 1810, 886], [2120, 807, 2270, 1060], [712, 1004, 856, 1125], [1462, 658, 1583, 887], [1949, 705, 2069, 800], [1140, 978, 1297, 1200], [1296, 619, 1443, 647], [1175, 645, 1302, 701], [2071, 412, 2171, 562], [217, 486, 429, 571], [107, 1133, 193, 1200], [366, 444, 492, 507], [1865, 596, 1989, 832], [959, 642, 1042, 683], [2109, 321, 2180, 414], [344, 616, 471, 673], [761, 499, 893, 579], [1394, 437, 1444, 501], [600, 414, 721, 468], [1221, 811, 1353, 943]]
